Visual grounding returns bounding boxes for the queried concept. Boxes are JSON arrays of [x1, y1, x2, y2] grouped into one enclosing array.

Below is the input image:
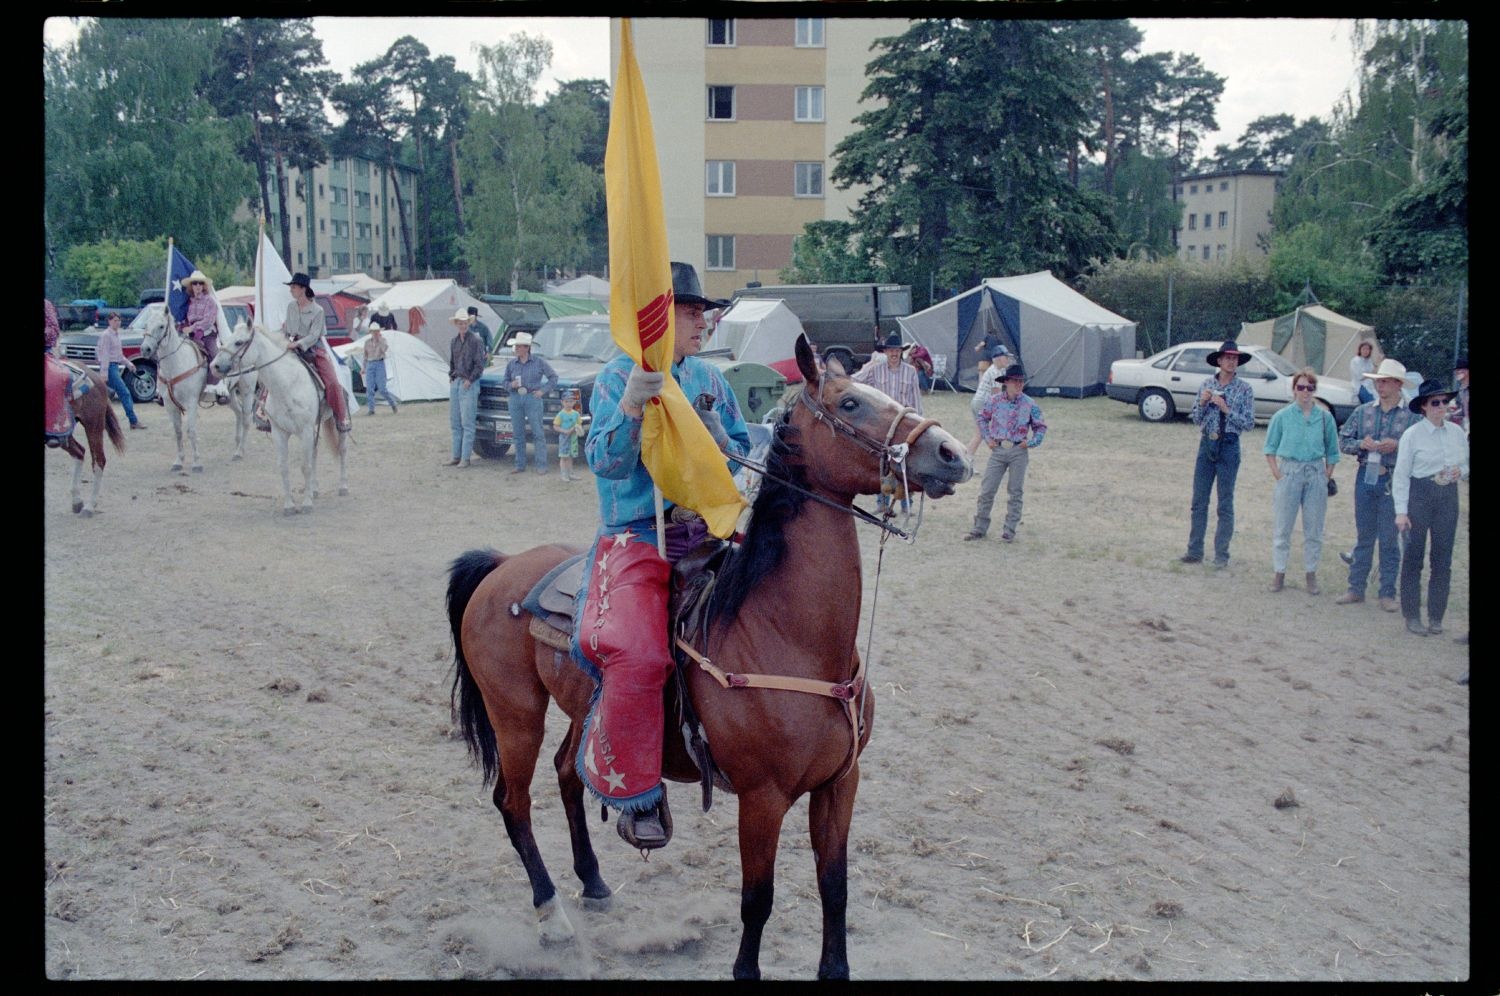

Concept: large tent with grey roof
[[897, 272, 1136, 397]]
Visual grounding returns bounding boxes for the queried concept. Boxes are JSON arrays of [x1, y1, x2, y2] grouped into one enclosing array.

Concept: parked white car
[[1106, 341, 1360, 425]]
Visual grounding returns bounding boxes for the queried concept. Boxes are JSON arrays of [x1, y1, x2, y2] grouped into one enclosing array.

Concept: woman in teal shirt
[[1263, 368, 1341, 594]]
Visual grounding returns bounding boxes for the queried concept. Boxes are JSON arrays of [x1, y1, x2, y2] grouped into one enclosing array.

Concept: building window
[[707, 86, 735, 121], [356, 190, 371, 208], [795, 18, 825, 47], [375, 225, 380, 236], [332, 185, 349, 205], [1189, 184, 1198, 194], [1219, 211, 1228, 228], [321, 253, 328, 265], [332, 219, 349, 239], [334, 252, 350, 269], [1202, 213, 1211, 229], [707, 19, 735, 46], [795, 86, 824, 122], [706, 161, 736, 196], [1186, 245, 1196, 254], [356, 222, 371, 240], [319, 218, 326, 232], [1188, 214, 1197, 231], [1220, 181, 1229, 191], [1202, 246, 1211, 261], [332, 159, 344, 173], [1216, 245, 1226, 261], [795, 162, 824, 198], [706, 235, 735, 271], [296, 216, 302, 231], [297, 252, 304, 266], [356, 160, 369, 177]]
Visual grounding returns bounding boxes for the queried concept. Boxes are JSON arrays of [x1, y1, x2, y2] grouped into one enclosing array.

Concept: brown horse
[[446, 338, 971, 979], [46, 364, 126, 517]]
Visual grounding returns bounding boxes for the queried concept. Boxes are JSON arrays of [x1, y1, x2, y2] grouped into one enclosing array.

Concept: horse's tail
[[321, 412, 343, 454], [103, 404, 126, 454], [447, 548, 507, 785]]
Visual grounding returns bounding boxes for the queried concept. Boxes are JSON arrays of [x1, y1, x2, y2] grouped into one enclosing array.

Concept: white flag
[[254, 231, 294, 334]]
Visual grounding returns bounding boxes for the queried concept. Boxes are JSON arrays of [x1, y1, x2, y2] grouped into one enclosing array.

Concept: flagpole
[[165, 237, 174, 329], [256, 218, 265, 329]]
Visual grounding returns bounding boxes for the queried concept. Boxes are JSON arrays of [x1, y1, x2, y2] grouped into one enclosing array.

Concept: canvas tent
[[706, 299, 808, 383], [372, 280, 502, 359], [1238, 305, 1379, 378], [329, 272, 394, 298], [898, 272, 1136, 396], [333, 329, 451, 402], [545, 274, 610, 301]]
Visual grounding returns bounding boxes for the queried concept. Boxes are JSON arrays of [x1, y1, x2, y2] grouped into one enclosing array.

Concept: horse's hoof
[[282, 507, 296, 517], [80, 509, 94, 519], [191, 465, 203, 473], [71, 501, 83, 514], [169, 463, 182, 472], [232, 454, 243, 462], [338, 487, 349, 497], [577, 893, 612, 913], [535, 897, 576, 946]]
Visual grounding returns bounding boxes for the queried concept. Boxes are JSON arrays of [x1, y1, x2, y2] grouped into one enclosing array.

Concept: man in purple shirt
[[1181, 340, 1257, 567], [964, 363, 1046, 543], [95, 311, 145, 429]]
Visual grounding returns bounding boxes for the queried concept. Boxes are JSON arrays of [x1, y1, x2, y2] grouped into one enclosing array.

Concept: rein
[[218, 325, 294, 379], [146, 325, 208, 415]]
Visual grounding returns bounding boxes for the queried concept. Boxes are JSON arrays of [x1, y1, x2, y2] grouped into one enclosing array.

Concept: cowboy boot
[[1268, 572, 1284, 593], [1305, 572, 1321, 596]]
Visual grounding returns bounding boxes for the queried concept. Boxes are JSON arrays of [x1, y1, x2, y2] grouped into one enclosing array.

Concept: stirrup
[[616, 794, 672, 856]]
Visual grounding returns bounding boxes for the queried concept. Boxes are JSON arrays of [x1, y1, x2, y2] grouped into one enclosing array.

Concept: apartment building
[[616, 16, 906, 302], [1173, 168, 1283, 265], [243, 154, 421, 280]]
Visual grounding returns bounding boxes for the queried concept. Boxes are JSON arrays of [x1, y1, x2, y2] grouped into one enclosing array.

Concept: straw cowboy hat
[[186, 270, 210, 287], [451, 308, 471, 324], [509, 332, 535, 348], [376, 300, 391, 315], [1362, 358, 1408, 382]]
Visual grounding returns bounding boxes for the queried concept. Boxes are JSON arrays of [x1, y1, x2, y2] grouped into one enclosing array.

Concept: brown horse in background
[[47, 364, 126, 517], [446, 338, 971, 979]]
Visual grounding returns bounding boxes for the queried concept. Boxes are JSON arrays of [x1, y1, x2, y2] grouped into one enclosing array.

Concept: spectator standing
[[446, 309, 486, 468], [1334, 360, 1418, 610], [502, 331, 559, 474], [553, 388, 583, 481], [362, 323, 399, 415], [1180, 341, 1256, 568], [468, 306, 492, 353], [369, 300, 398, 331], [1394, 379, 1469, 636], [1262, 369, 1340, 594], [963, 363, 1046, 543], [967, 344, 1011, 455], [1349, 340, 1377, 404], [95, 311, 145, 429], [852, 333, 923, 415]]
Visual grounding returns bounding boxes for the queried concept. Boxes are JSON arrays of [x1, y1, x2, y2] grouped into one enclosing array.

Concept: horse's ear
[[795, 334, 821, 387]]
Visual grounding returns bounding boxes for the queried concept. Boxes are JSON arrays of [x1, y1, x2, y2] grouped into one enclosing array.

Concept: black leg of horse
[[553, 727, 611, 908], [492, 775, 557, 913], [733, 788, 790, 980], [809, 770, 859, 980]]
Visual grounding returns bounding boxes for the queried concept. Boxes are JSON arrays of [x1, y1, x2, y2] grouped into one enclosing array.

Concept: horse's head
[[136, 313, 171, 361], [212, 321, 255, 376], [790, 335, 971, 500]]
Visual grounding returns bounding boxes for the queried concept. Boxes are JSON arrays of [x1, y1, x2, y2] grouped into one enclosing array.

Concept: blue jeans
[[105, 362, 138, 425], [1186, 435, 1241, 563], [449, 379, 478, 460], [1270, 458, 1328, 573], [1346, 471, 1400, 598], [365, 359, 398, 412], [511, 392, 546, 471]]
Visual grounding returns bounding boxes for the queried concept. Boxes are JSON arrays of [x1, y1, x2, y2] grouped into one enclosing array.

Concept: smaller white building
[[1175, 169, 1283, 265]]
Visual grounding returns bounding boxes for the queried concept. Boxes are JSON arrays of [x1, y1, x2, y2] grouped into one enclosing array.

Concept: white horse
[[213, 321, 348, 515], [137, 313, 208, 474]]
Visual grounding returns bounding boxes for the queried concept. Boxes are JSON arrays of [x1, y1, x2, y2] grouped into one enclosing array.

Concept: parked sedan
[[1107, 341, 1360, 425]]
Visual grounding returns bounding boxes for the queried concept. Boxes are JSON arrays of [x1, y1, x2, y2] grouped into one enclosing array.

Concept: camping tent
[[545, 274, 610, 301], [329, 272, 394, 298], [898, 272, 1136, 396], [373, 280, 502, 359], [707, 299, 808, 383], [333, 329, 452, 402], [1238, 304, 1379, 378]]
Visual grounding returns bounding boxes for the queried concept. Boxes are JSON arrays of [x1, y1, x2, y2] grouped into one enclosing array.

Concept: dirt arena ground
[[42, 387, 1471, 982]]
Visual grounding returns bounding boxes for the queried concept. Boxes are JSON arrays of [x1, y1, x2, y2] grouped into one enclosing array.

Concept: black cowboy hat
[[286, 272, 313, 290], [1409, 378, 1457, 414], [1001, 362, 1027, 382], [1205, 340, 1251, 367], [671, 261, 730, 310], [880, 332, 906, 351], [1454, 355, 1469, 371]]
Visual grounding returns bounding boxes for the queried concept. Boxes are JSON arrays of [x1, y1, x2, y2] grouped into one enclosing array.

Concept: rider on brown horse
[[573, 261, 750, 850]]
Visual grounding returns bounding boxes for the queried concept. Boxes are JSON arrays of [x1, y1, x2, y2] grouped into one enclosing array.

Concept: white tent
[[374, 280, 502, 359], [545, 274, 610, 301], [707, 299, 808, 383], [329, 272, 394, 298], [333, 329, 452, 402], [898, 272, 1136, 396]]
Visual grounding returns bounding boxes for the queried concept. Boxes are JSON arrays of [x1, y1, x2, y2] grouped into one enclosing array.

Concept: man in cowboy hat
[[964, 362, 1046, 542], [446, 309, 486, 468], [181, 269, 221, 380], [1335, 359, 1420, 611], [1180, 340, 1256, 567], [573, 261, 751, 850], [283, 272, 351, 432], [852, 332, 924, 415], [1394, 378, 1469, 636], [369, 299, 398, 331], [501, 329, 559, 474]]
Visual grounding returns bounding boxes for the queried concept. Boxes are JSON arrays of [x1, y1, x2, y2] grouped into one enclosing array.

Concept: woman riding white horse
[[213, 318, 349, 515], [137, 309, 207, 474]]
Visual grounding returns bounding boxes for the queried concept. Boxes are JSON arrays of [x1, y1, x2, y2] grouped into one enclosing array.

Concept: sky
[[42, 16, 1363, 152]]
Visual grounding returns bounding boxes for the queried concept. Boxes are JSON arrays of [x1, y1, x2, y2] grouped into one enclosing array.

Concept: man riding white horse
[[283, 272, 351, 433]]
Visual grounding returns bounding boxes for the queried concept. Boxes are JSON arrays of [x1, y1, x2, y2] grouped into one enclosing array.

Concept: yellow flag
[[606, 19, 745, 538]]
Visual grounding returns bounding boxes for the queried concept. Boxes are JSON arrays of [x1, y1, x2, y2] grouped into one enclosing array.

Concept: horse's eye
[[839, 397, 858, 412]]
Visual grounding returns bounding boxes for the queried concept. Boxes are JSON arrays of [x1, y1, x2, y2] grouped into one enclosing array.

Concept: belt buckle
[[1208, 431, 1221, 441]]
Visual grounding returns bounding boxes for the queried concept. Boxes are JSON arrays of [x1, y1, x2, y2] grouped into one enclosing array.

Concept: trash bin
[[705, 359, 787, 421]]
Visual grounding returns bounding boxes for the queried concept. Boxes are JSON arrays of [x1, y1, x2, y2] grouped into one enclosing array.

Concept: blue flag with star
[[165, 245, 196, 324]]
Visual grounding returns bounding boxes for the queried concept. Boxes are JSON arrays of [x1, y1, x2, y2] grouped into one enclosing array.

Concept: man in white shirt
[[1393, 379, 1469, 636]]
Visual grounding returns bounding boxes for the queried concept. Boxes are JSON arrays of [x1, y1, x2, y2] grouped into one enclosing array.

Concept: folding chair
[[929, 353, 958, 393]]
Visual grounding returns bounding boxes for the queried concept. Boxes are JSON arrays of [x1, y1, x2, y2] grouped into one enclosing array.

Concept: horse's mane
[[708, 401, 809, 630]]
